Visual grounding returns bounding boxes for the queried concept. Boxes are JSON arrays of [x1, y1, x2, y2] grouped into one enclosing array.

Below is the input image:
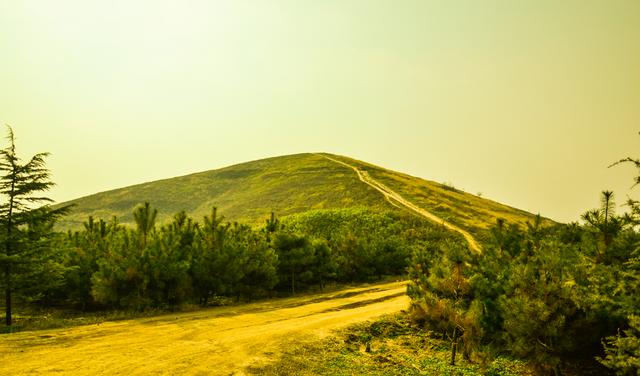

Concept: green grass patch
[[55, 153, 549, 237], [56, 153, 392, 230], [249, 314, 534, 376]]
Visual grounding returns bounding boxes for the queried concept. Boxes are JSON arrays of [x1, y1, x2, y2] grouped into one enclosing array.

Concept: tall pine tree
[[0, 126, 69, 326]]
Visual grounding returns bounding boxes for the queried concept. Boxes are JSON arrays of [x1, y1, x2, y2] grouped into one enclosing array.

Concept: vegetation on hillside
[[56, 153, 394, 229], [407, 176, 640, 374], [257, 156, 640, 375], [1, 141, 455, 326], [323, 153, 552, 242], [56, 153, 543, 237]]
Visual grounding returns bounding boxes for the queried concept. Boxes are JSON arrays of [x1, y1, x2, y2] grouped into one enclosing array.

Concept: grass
[[0, 277, 405, 335], [0, 305, 200, 334], [248, 314, 534, 376], [56, 153, 392, 230], [56, 153, 549, 238], [323, 154, 554, 241]]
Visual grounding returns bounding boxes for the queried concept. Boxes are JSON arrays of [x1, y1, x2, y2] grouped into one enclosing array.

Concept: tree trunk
[[4, 264, 11, 326], [5, 182, 15, 327], [450, 327, 458, 366], [5, 195, 14, 327], [291, 271, 295, 295]]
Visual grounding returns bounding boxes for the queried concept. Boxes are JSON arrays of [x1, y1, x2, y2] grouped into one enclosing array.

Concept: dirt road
[[318, 154, 482, 253], [0, 281, 408, 375]]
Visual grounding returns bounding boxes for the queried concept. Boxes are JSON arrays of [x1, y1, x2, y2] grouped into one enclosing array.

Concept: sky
[[0, 0, 638, 223]]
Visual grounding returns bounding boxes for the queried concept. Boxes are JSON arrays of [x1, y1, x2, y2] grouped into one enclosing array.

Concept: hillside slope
[[57, 153, 391, 229], [320, 154, 554, 241], [57, 153, 548, 237]]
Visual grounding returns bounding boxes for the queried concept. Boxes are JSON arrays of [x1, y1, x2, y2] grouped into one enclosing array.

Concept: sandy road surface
[[0, 281, 408, 375], [318, 154, 482, 253]]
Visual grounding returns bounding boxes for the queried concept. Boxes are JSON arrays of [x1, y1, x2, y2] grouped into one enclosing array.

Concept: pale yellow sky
[[1, 0, 639, 222]]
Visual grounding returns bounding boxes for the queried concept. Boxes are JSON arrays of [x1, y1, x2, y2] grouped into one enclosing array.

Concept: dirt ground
[[0, 281, 409, 375]]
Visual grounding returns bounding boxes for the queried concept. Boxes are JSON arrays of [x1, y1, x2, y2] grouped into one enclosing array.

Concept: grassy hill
[[57, 153, 550, 237], [320, 154, 554, 241]]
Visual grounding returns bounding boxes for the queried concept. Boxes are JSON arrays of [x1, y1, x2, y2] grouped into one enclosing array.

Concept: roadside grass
[[0, 277, 404, 334], [249, 314, 534, 376], [0, 305, 197, 334]]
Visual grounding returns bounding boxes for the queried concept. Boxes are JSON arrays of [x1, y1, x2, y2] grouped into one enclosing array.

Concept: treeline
[[409, 190, 640, 373], [10, 205, 452, 312], [0, 126, 454, 324]]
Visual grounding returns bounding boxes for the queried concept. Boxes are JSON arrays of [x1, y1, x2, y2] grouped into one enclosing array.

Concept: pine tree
[[274, 232, 314, 294], [144, 220, 193, 307], [582, 191, 629, 262], [499, 239, 582, 375], [407, 239, 480, 365], [600, 249, 640, 375], [236, 229, 278, 300], [0, 126, 69, 326], [598, 153, 640, 374], [311, 240, 336, 291], [133, 202, 157, 248], [191, 207, 245, 305], [264, 212, 280, 239], [63, 216, 112, 310], [91, 227, 149, 309]]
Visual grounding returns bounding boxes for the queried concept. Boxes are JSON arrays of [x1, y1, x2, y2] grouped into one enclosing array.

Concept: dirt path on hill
[[0, 281, 408, 375], [318, 153, 482, 252]]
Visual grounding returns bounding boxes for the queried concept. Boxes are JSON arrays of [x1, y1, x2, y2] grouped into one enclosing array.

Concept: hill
[[321, 154, 552, 241], [56, 153, 550, 239]]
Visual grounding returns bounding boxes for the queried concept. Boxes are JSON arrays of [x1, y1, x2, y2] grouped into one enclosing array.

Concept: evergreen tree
[[310, 240, 336, 291], [599, 250, 640, 375], [236, 229, 279, 300], [0, 126, 69, 326], [274, 232, 315, 294], [500, 238, 583, 375], [91, 227, 150, 309], [191, 208, 245, 305], [63, 216, 112, 309], [18, 209, 69, 307], [144, 221, 193, 307], [597, 155, 640, 374], [133, 202, 157, 248], [470, 220, 521, 348], [582, 191, 629, 262], [408, 239, 480, 365], [264, 211, 280, 242]]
